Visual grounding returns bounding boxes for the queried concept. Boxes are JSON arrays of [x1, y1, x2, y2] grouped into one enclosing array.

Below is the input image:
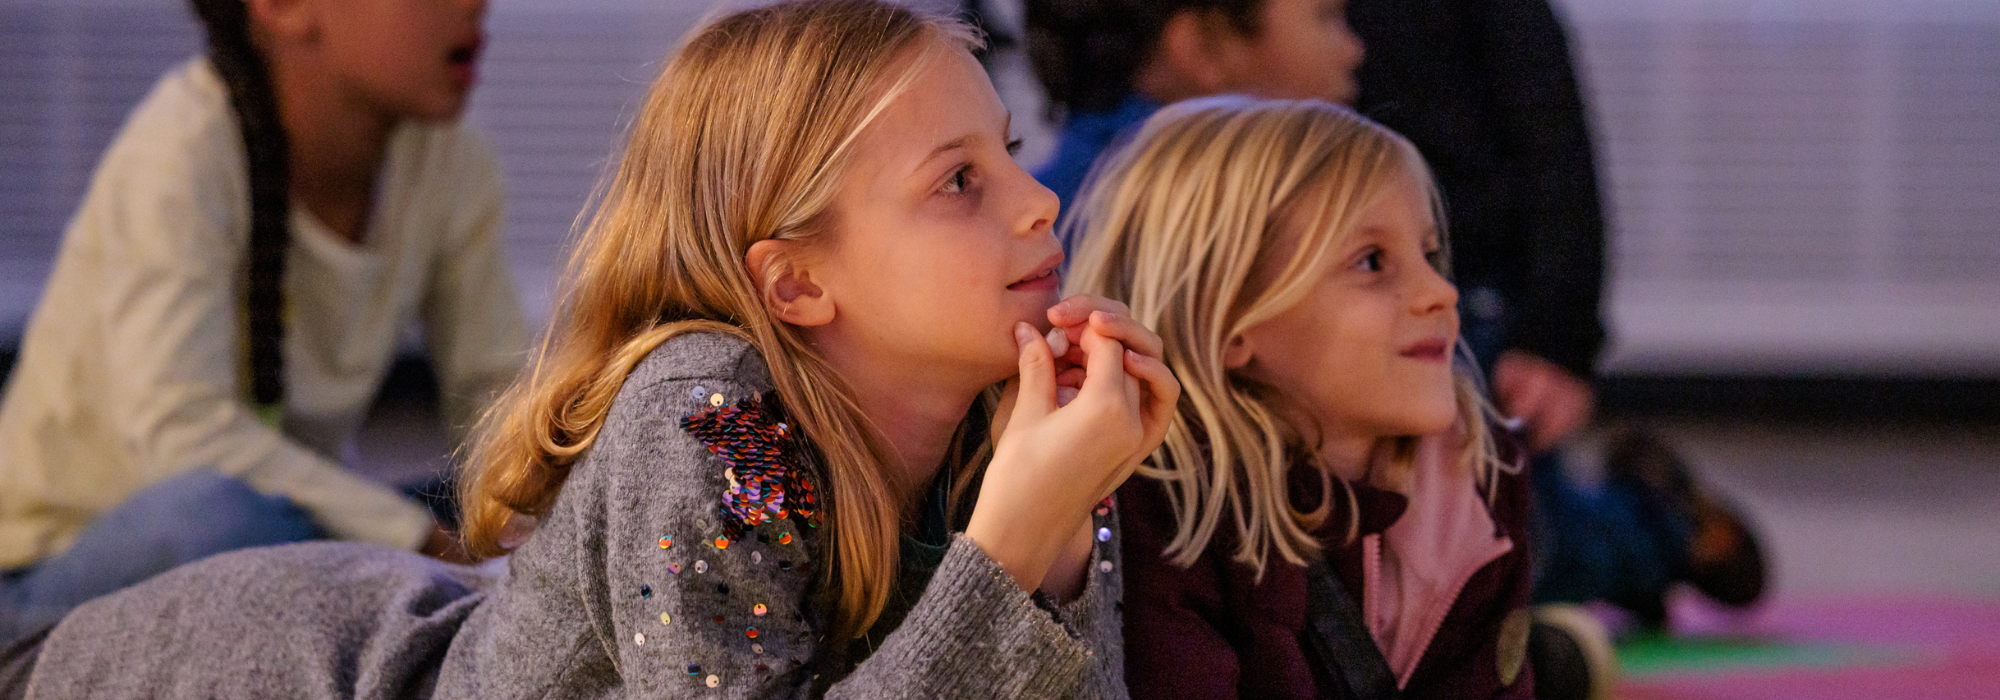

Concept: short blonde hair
[[1066, 96, 1501, 576]]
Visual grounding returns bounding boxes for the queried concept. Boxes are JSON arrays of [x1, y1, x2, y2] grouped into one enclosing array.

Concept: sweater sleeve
[[85, 101, 430, 551], [419, 132, 528, 440], [553, 333, 1114, 699]]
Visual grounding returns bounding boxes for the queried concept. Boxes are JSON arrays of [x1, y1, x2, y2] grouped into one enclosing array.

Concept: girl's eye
[[942, 166, 970, 194], [1424, 247, 1445, 267], [1006, 139, 1024, 156], [1354, 249, 1383, 272]]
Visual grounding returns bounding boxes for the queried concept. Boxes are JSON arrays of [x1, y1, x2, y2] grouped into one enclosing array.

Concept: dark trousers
[[1460, 287, 1690, 607]]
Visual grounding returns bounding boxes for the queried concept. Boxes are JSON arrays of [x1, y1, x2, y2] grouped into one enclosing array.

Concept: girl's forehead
[[851, 44, 1006, 172]]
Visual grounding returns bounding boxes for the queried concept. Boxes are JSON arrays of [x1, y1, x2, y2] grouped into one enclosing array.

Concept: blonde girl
[[5, 1, 1176, 698], [1068, 96, 1534, 699]]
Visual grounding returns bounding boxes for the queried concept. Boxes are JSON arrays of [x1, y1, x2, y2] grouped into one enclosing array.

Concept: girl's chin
[[1011, 289, 1060, 319]]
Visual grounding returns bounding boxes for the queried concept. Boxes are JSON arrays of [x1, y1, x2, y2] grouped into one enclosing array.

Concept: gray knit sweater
[[21, 332, 1127, 699]]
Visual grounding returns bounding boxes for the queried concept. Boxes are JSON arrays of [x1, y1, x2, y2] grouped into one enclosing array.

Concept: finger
[[1123, 349, 1181, 445], [1538, 390, 1594, 449], [1491, 363, 1525, 411], [1010, 321, 1057, 422], [1512, 380, 1544, 430], [1055, 366, 1087, 390], [1072, 325, 1135, 408], [1043, 326, 1070, 358], [1058, 339, 1090, 370], [1086, 310, 1163, 362], [1537, 410, 1580, 452], [1512, 384, 1558, 449], [1048, 294, 1131, 329], [1056, 386, 1081, 408]]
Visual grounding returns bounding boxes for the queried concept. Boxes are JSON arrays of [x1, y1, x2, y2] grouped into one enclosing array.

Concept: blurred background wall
[[3, 0, 1996, 382]]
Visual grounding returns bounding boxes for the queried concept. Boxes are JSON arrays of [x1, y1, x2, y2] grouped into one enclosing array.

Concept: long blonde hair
[[1066, 96, 1502, 576], [458, 0, 980, 641]]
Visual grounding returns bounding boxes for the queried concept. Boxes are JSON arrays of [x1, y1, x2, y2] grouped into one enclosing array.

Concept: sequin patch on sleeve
[[680, 391, 824, 541]]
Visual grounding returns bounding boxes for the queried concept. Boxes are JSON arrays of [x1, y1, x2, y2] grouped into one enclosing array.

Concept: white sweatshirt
[[0, 59, 529, 569]]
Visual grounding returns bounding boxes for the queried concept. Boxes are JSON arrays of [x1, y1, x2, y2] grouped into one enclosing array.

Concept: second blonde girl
[[1069, 96, 1533, 699]]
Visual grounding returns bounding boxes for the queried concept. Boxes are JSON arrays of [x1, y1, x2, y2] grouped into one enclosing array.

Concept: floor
[[350, 381, 2000, 698]]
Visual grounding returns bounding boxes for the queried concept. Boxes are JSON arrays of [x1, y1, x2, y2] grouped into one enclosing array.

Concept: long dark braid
[[190, 0, 290, 415]]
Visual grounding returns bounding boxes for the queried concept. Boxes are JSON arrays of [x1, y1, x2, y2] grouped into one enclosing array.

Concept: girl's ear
[[746, 239, 834, 327], [1222, 334, 1255, 370], [245, 0, 320, 43]]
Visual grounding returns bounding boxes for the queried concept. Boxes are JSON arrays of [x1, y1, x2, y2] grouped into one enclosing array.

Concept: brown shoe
[[1604, 429, 1768, 610]]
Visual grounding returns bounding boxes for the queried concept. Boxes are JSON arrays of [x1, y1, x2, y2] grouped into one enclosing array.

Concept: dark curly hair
[[1025, 0, 1265, 115]]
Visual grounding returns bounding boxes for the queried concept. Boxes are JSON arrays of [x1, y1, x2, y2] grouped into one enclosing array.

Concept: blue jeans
[[1459, 287, 1688, 606], [0, 470, 324, 645]]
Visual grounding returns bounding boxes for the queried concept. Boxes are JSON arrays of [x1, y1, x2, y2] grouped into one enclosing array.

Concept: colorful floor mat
[[1615, 594, 2000, 700]]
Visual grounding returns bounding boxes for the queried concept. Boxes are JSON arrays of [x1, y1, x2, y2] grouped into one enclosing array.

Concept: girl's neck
[[270, 60, 396, 244], [816, 345, 983, 512], [1315, 429, 1377, 484]]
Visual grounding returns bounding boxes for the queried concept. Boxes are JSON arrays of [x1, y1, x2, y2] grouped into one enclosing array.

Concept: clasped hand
[[967, 295, 1178, 593]]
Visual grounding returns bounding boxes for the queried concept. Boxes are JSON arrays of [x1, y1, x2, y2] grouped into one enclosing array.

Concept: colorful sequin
[[658, 536, 673, 549], [640, 585, 652, 599], [667, 562, 683, 575], [680, 392, 824, 541], [745, 627, 760, 639], [753, 603, 767, 616]]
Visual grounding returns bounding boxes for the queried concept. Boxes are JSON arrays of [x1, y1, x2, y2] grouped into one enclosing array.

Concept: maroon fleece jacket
[[1119, 446, 1535, 699]]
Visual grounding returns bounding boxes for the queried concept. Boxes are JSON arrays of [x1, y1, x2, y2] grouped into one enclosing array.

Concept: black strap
[[1303, 561, 1400, 700]]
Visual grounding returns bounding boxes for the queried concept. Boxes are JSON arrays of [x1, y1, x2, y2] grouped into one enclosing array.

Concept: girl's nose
[[1412, 264, 1459, 315], [1015, 170, 1060, 237]]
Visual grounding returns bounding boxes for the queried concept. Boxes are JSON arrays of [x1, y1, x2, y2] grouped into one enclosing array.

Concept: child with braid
[[0, 0, 524, 646]]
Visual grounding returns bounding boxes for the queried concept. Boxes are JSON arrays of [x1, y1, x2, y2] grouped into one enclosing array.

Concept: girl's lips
[[1007, 268, 1058, 292], [1007, 253, 1064, 292], [1399, 338, 1451, 361]]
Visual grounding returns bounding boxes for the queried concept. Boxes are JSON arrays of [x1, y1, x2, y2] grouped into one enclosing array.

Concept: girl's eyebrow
[[912, 112, 1014, 176]]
